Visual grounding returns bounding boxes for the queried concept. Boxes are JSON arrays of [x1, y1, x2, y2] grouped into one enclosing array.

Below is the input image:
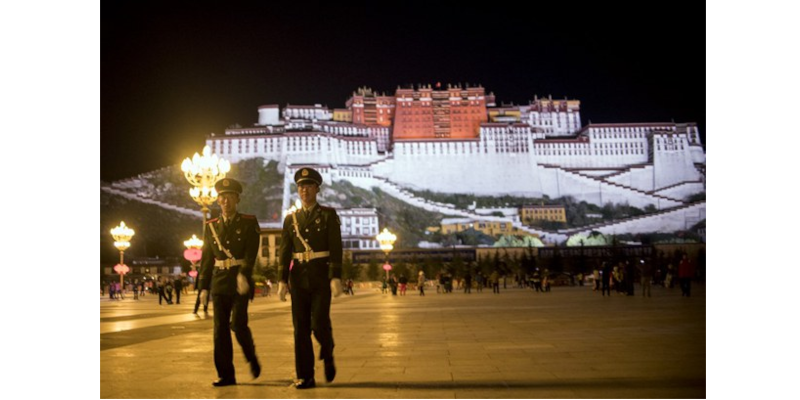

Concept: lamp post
[[377, 228, 397, 281], [181, 145, 231, 225], [111, 221, 135, 291], [282, 199, 303, 220], [184, 234, 203, 286]]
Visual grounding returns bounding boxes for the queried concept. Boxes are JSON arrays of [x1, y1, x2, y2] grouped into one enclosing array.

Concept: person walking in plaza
[[490, 270, 500, 294], [417, 270, 426, 296], [398, 274, 408, 296], [346, 278, 354, 295], [638, 259, 654, 297], [197, 178, 261, 387], [157, 278, 168, 305], [601, 262, 613, 297], [678, 254, 695, 297], [475, 271, 484, 293], [389, 274, 398, 295], [277, 168, 343, 389], [174, 277, 183, 304], [463, 272, 472, 294]]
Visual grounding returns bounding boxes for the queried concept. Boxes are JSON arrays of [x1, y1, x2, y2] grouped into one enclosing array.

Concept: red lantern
[[184, 248, 202, 263], [114, 263, 130, 275], [382, 263, 392, 271]]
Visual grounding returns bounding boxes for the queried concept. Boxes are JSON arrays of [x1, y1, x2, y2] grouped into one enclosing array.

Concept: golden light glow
[[111, 221, 135, 251], [183, 234, 203, 249], [377, 228, 397, 254], [282, 199, 304, 219], [181, 145, 230, 210]]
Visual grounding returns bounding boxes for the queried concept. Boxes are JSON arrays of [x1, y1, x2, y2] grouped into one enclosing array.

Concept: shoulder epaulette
[[241, 214, 257, 219], [319, 205, 335, 211], [206, 218, 219, 224]]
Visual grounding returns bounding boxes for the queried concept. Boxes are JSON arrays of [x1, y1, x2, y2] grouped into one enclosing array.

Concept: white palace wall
[[206, 120, 704, 212]]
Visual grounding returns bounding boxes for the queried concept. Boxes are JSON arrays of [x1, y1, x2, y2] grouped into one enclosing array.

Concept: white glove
[[237, 274, 250, 295], [278, 282, 289, 302], [331, 278, 343, 298], [200, 289, 209, 306]]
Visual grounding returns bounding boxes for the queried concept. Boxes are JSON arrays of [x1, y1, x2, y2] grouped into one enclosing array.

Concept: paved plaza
[[100, 283, 705, 398]]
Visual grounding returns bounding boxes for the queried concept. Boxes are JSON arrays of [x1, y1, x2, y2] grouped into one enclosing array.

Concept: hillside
[[109, 158, 285, 223], [318, 180, 446, 248], [100, 189, 201, 265]]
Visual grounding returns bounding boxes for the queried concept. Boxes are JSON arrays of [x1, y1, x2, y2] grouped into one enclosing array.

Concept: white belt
[[293, 251, 330, 263], [214, 258, 244, 269]]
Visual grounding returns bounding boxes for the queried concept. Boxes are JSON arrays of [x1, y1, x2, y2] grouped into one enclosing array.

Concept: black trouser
[[212, 293, 257, 380], [193, 290, 208, 313], [175, 289, 181, 304], [290, 282, 334, 380], [680, 278, 692, 296]]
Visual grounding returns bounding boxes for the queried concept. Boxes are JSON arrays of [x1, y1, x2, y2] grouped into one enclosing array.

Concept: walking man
[[198, 178, 261, 387], [278, 168, 343, 389]]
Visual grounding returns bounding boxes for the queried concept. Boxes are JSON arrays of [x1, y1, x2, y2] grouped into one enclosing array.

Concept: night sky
[[101, 2, 705, 181]]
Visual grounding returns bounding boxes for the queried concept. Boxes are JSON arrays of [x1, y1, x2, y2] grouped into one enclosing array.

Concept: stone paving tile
[[102, 284, 705, 398]]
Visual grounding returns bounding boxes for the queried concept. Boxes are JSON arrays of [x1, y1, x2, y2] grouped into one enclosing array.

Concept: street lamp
[[111, 221, 135, 292], [282, 199, 303, 220], [377, 228, 397, 281], [184, 234, 203, 286], [181, 145, 231, 224]]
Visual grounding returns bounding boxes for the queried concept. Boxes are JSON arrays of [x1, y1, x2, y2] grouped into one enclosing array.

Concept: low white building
[[338, 208, 380, 250]]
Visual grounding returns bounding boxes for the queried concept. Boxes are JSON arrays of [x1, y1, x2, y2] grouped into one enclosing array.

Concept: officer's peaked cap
[[215, 178, 243, 195], [295, 168, 323, 186]]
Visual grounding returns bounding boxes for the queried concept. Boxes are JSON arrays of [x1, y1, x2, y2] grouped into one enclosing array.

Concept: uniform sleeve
[[279, 215, 293, 283], [198, 223, 214, 291], [242, 218, 259, 279], [328, 209, 343, 279]]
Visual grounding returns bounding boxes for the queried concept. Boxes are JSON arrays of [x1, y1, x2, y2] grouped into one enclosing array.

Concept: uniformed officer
[[278, 167, 344, 389], [198, 178, 261, 387]]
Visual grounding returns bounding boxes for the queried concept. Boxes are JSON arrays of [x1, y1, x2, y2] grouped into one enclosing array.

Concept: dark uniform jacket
[[279, 204, 343, 285], [198, 212, 260, 298]]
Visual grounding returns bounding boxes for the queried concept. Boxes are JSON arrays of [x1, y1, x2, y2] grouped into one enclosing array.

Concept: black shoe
[[212, 378, 236, 387], [294, 378, 316, 389], [250, 359, 261, 379], [324, 358, 336, 383]]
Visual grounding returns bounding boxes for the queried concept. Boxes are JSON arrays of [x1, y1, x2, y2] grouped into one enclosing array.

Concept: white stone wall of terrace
[[689, 145, 706, 164], [282, 105, 332, 121], [573, 170, 621, 177], [474, 208, 520, 218], [567, 124, 669, 168], [653, 133, 701, 189], [570, 202, 706, 237], [383, 151, 544, 197], [525, 110, 581, 137], [101, 185, 204, 219], [536, 165, 682, 209], [257, 106, 280, 125], [318, 122, 370, 137], [208, 133, 382, 166], [110, 177, 146, 190], [652, 181, 705, 200], [606, 165, 655, 192], [534, 140, 597, 168]]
